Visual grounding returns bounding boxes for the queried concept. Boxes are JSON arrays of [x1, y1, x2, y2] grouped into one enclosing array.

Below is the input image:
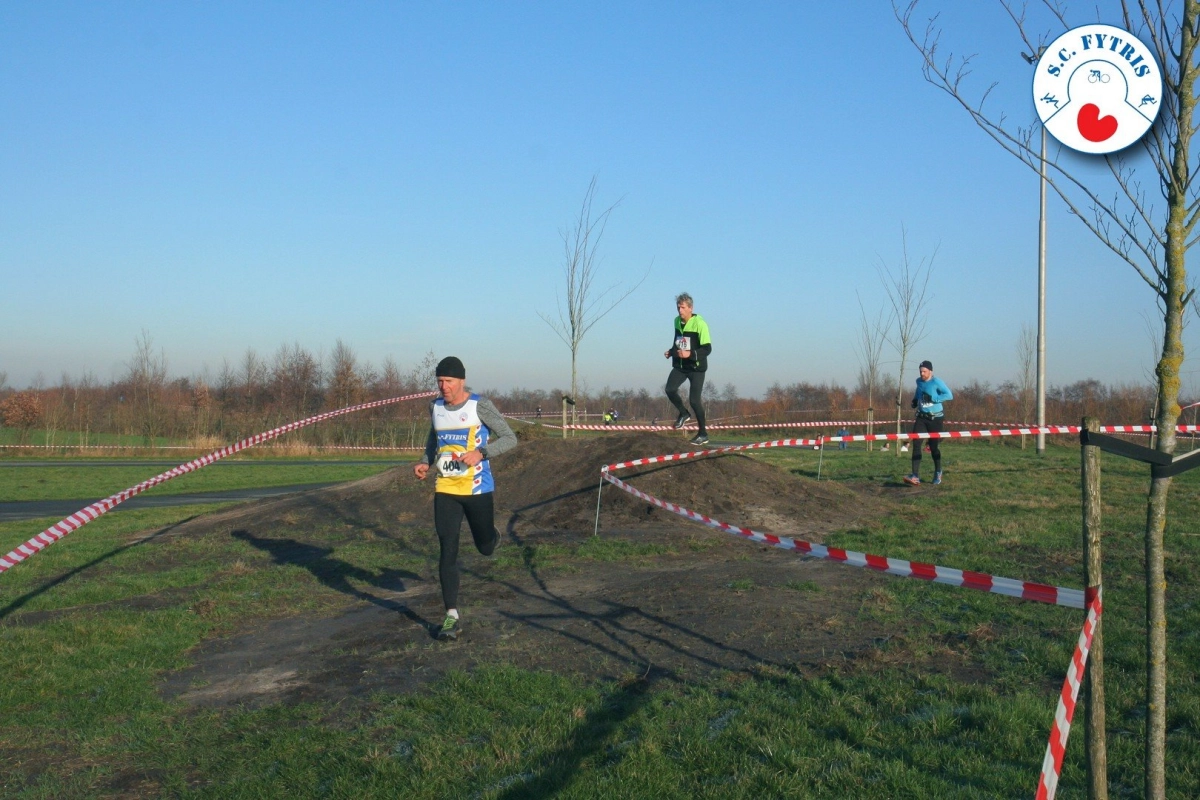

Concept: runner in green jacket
[[663, 292, 712, 445]]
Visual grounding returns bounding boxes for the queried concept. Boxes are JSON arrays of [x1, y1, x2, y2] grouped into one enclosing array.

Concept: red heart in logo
[[1077, 103, 1118, 142]]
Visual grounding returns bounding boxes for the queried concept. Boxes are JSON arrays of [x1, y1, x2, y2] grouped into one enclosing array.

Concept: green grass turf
[[0, 459, 412, 502], [0, 427, 179, 447], [0, 443, 1197, 798]]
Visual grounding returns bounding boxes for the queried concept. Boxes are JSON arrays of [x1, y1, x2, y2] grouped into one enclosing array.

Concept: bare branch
[[539, 176, 651, 406]]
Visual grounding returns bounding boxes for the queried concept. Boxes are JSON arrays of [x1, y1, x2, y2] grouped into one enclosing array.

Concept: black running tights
[[665, 368, 706, 433], [434, 492, 498, 610], [911, 416, 944, 475]]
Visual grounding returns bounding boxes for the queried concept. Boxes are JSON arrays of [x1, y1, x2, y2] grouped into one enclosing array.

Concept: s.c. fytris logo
[[1033, 24, 1162, 154]]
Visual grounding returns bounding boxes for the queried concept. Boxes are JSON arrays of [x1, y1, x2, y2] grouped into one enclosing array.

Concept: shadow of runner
[[492, 667, 668, 800], [0, 514, 202, 621], [231, 530, 433, 630], [484, 508, 798, 677]]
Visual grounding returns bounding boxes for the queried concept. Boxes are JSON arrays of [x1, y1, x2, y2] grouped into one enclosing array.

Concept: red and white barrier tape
[[605, 437, 820, 470], [570, 420, 866, 432], [569, 422, 1199, 434], [0, 391, 436, 575], [599, 442, 1085, 609], [1036, 591, 1103, 800], [819, 425, 1197, 444], [0, 444, 425, 451], [0, 445, 199, 450]]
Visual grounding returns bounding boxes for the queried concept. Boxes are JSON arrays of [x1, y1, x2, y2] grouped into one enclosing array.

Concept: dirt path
[[154, 432, 901, 707]]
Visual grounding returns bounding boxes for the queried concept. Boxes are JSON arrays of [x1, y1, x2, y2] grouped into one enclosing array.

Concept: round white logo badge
[[1032, 24, 1162, 154]]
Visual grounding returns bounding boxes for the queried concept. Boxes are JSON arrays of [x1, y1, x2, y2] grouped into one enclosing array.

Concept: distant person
[[663, 292, 712, 445], [535, 405, 542, 419], [903, 360, 953, 486], [603, 409, 614, 426], [838, 427, 849, 450], [412, 357, 518, 640]]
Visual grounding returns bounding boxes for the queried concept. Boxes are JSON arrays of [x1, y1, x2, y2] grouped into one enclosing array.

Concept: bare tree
[[328, 339, 365, 410], [854, 292, 894, 451], [1017, 322, 1037, 447], [897, 2, 1198, 793], [405, 350, 439, 392], [879, 229, 936, 455], [269, 343, 322, 420], [125, 330, 169, 445], [73, 371, 97, 447], [240, 348, 266, 412], [539, 176, 649, 424]]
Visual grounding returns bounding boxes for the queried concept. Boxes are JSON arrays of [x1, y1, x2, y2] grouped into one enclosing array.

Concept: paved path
[[0, 483, 341, 522]]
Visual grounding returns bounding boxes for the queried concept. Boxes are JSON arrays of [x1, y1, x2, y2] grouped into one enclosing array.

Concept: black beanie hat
[[435, 356, 466, 379], [919, 360, 933, 371]]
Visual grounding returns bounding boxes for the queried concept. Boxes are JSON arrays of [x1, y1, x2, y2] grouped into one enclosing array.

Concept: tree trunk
[[1144, 10, 1193, 784], [570, 348, 578, 436], [1144, 475, 1171, 799]]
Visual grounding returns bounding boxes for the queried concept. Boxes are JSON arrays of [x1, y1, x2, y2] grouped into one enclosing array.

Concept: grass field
[[0, 442, 1197, 798], [0, 458, 415, 503]]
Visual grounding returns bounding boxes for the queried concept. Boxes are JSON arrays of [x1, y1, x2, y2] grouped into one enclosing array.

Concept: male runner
[[903, 360, 953, 486], [412, 356, 518, 639], [664, 292, 712, 445]]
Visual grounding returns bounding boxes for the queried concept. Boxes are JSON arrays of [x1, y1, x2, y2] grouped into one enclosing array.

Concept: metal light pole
[[1024, 47, 1049, 455], [1036, 122, 1048, 454]]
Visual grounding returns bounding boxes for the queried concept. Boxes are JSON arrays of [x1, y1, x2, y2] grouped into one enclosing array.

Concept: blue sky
[[2, 1, 1196, 398]]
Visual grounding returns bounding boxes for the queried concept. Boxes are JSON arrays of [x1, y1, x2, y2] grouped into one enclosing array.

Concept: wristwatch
[[478, 446, 489, 460]]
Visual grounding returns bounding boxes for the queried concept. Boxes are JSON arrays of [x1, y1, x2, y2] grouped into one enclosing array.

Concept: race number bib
[[436, 452, 468, 477], [675, 336, 690, 351]]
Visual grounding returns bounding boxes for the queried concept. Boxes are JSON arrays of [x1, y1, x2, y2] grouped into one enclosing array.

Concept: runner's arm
[[477, 399, 518, 459], [419, 401, 437, 465]]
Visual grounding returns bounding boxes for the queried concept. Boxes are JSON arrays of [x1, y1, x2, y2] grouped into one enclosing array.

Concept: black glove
[[910, 397, 918, 409], [922, 392, 933, 404]]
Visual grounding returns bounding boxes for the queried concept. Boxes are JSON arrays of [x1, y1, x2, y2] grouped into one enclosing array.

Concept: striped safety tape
[[0, 445, 200, 450], [569, 422, 1199, 434], [819, 425, 1197, 444], [0, 391, 436, 575], [1036, 591, 1103, 800], [0, 444, 425, 451], [599, 442, 1085, 609]]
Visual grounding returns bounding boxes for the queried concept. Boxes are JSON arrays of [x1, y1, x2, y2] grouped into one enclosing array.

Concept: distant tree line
[[0, 338, 1181, 448]]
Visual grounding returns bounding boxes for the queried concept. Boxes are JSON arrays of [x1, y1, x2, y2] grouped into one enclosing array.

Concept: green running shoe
[[437, 615, 461, 640]]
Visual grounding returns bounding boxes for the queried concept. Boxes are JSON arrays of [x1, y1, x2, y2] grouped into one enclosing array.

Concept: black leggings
[[434, 492, 498, 610], [665, 368, 706, 433], [911, 415, 944, 475]]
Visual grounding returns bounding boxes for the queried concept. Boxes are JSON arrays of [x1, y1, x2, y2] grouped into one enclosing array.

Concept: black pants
[[434, 492, 498, 610], [665, 368, 706, 433], [911, 415, 944, 475]]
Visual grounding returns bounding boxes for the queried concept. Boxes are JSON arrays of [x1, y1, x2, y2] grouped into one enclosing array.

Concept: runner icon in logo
[[1033, 24, 1162, 154]]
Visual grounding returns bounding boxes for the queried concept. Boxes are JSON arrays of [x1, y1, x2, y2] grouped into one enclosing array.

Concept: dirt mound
[[153, 432, 897, 709], [497, 432, 865, 537], [179, 432, 868, 541]]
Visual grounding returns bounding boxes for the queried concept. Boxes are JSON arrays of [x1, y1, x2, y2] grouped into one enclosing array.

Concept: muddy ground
[[151, 431, 915, 709]]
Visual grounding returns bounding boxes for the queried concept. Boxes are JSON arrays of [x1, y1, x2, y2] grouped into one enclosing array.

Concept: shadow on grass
[[0, 514, 202, 621], [231, 529, 433, 630], [494, 666, 668, 800]]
